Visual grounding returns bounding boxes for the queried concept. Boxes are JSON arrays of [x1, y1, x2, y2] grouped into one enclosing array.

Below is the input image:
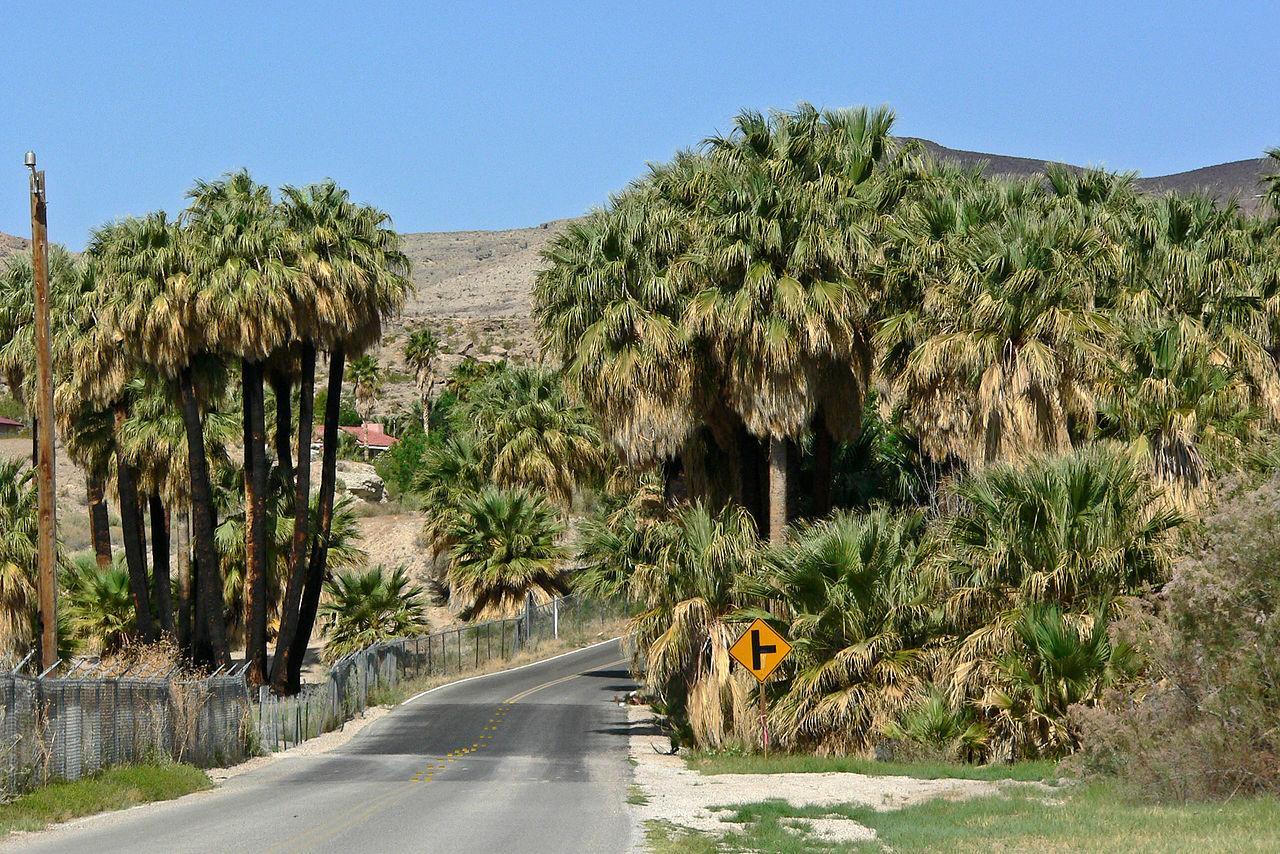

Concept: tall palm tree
[[346, 354, 382, 455], [277, 193, 410, 693], [535, 191, 701, 479], [185, 170, 297, 685], [87, 212, 232, 667], [445, 486, 569, 620], [0, 249, 117, 569], [881, 195, 1112, 467], [683, 105, 904, 539], [403, 326, 440, 433]]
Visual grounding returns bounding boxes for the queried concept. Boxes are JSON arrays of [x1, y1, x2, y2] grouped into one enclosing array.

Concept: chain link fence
[[255, 594, 623, 752], [0, 595, 623, 795], [0, 669, 251, 796]]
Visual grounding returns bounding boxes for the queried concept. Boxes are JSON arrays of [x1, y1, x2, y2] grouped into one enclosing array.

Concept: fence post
[[553, 598, 559, 640], [525, 593, 534, 643]]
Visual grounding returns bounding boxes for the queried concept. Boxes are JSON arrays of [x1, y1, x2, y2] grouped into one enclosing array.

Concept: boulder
[[312, 459, 387, 504]]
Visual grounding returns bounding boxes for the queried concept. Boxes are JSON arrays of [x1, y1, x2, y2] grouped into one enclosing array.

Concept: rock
[[329, 460, 387, 504]]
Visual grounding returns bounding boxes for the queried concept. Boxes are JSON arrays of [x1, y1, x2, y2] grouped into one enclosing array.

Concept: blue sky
[[1, 1, 1277, 248]]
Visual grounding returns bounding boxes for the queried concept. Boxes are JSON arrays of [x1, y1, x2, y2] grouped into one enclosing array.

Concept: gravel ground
[[624, 705, 1005, 846]]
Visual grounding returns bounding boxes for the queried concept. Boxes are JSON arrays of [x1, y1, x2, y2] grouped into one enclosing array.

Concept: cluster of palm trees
[[0, 171, 409, 693], [538, 104, 1280, 758], [537, 106, 1280, 534], [586, 446, 1177, 760], [389, 359, 603, 618]]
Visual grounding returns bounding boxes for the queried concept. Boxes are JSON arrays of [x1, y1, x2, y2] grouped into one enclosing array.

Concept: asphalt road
[[6, 639, 639, 854]]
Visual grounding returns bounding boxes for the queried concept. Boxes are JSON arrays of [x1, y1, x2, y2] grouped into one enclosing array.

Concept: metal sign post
[[729, 618, 792, 758]]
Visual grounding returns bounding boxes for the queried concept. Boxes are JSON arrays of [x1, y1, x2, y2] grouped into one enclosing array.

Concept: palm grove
[[0, 172, 409, 693], [530, 104, 1280, 780], [1, 101, 1278, 781]]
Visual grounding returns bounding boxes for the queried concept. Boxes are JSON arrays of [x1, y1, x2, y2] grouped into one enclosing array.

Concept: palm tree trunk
[[270, 342, 315, 693], [286, 346, 343, 693], [86, 471, 112, 568], [242, 359, 270, 686], [178, 366, 230, 667], [149, 494, 174, 637], [175, 506, 192, 652], [812, 423, 834, 518], [114, 407, 157, 642], [768, 436, 788, 544], [271, 371, 294, 491]]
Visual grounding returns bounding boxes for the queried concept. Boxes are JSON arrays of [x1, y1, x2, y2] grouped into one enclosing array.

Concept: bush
[[1072, 476, 1280, 801], [375, 424, 427, 498]]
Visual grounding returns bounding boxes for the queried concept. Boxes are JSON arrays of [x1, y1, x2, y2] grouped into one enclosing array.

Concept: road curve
[[5, 639, 639, 854]]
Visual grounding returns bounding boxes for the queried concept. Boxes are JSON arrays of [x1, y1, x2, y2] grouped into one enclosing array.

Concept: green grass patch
[[646, 822, 718, 854], [846, 781, 1280, 852], [684, 751, 1058, 783], [648, 783, 1280, 853], [0, 763, 211, 836], [627, 784, 650, 805]]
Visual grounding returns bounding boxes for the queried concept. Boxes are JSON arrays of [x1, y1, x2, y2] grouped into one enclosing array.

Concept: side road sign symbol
[[729, 618, 792, 683]]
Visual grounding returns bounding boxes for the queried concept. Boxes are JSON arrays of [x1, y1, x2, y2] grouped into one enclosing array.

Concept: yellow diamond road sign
[[729, 618, 792, 683]]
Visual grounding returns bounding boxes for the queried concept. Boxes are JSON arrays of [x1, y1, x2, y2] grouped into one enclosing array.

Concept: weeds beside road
[[0, 764, 210, 838]]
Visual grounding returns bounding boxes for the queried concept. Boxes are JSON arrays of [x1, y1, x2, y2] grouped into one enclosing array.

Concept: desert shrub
[[1072, 476, 1280, 800], [375, 423, 427, 498]]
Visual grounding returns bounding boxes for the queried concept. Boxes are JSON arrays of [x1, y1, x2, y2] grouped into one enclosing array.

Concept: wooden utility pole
[[26, 151, 57, 671]]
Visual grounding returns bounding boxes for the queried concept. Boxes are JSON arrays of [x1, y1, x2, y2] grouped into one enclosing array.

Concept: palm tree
[[1097, 320, 1260, 502], [63, 553, 135, 655], [414, 434, 487, 556], [764, 508, 939, 754], [403, 327, 440, 433], [278, 194, 410, 693], [184, 170, 297, 684], [881, 195, 1112, 467], [535, 192, 701, 483], [937, 446, 1181, 697], [1264, 148, 1280, 214], [982, 603, 1138, 760], [0, 249, 117, 570], [0, 458, 38, 656], [445, 486, 569, 620], [681, 105, 904, 539], [346, 354, 382, 456], [88, 212, 232, 667], [460, 366, 605, 505], [633, 503, 764, 748], [573, 476, 667, 602], [318, 565, 428, 660]]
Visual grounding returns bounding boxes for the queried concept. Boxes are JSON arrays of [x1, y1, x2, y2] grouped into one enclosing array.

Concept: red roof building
[[338, 422, 399, 453]]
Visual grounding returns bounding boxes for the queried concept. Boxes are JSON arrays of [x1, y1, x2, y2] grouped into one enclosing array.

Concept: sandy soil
[[353, 511, 455, 629], [624, 705, 1008, 847]]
